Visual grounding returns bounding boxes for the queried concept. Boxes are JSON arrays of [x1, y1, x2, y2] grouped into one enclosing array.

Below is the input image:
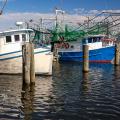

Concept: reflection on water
[[21, 84, 35, 120], [0, 62, 120, 119], [0, 75, 22, 119], [82, 72, 90, 93]]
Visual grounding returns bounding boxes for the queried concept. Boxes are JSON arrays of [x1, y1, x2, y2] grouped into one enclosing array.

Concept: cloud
[[73, 8, 120, 16], [73, 8, 86, 14], [0, 12, 88, 30], [0, 9, 120, 31], [88, 10, 100, 15], [0, 12, 56, 30], [73, 8, 97, 16]]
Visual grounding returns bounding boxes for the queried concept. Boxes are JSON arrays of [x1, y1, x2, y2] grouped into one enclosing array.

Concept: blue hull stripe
[[0, 47, 50, 56], [0, 50, 21, 56], [60, 53, 102, 58], [0, 50, 50, 61], [59, 46, 115, 63]]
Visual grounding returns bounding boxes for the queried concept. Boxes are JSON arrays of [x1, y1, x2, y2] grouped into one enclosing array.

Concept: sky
[[0, 0, 120, 30], [2, 0, 120, 13]]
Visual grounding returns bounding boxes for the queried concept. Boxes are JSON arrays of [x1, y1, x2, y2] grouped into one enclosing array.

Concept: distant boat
[[58, 35, 116, 63], [0, 28, 53, 75]]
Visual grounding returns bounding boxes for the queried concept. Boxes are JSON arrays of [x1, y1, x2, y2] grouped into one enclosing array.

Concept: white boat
[[0, 28, 53, 75]]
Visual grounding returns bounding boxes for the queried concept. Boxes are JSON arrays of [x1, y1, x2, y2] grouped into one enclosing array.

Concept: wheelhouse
[[0, 29, 33, 53], [82, 35, 115, 50]]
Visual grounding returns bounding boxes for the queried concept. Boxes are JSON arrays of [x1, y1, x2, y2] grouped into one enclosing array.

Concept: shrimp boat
[[0, 28, 53, 75], [58, 35, 116, 63]]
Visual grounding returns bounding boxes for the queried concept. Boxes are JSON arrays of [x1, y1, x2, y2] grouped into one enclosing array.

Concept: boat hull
[[0, 48, 53, 75], [58, 46, 115, 63]]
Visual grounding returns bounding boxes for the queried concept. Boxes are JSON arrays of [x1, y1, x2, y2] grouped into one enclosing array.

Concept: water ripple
[[0, 63, 120, 119]]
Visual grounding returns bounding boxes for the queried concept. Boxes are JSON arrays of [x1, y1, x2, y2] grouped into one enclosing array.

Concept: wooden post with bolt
[[83, 44, 89, 72], [22, 43, 31, 85], [30, 42, 35, 84], [115, 43, 120, 65]]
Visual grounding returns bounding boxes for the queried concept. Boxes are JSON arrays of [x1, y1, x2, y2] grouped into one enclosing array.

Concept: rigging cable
[[0, 0, 7, 15]]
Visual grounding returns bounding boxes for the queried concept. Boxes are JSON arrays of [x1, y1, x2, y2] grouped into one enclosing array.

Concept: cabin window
[[22, 34, 26, 41], [97, 37, 101, 42], [6, 36, 12, 43], [88, 38, 92, 43], [14, 35, 20, 42], [93, 37, 97, 42]]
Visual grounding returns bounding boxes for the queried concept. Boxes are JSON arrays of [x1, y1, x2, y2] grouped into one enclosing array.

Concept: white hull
[[0, 48, 53, 75]]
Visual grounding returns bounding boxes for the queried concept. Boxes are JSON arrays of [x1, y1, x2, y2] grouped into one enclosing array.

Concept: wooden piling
[[83, 44, 89, 72], [22, 42, 35, 85], [53, 46, 59, 62], [51, 42, 54, 52], [115, 43, 120, 65], [30, 42, 35, 84], [22, 43, 31, 85]]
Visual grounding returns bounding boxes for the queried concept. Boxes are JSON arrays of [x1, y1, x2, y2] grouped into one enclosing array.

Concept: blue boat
[[58, 35, 116, 63]]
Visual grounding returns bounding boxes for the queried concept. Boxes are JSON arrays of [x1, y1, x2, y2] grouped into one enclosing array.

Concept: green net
[[32, 22, 109, 44]]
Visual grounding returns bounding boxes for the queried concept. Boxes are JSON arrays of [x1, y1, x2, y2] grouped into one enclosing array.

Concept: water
[[0, 62, 120, 120]]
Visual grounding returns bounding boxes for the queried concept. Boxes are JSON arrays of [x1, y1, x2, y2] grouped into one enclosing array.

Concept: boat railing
[[101, 38, 116, 47]]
